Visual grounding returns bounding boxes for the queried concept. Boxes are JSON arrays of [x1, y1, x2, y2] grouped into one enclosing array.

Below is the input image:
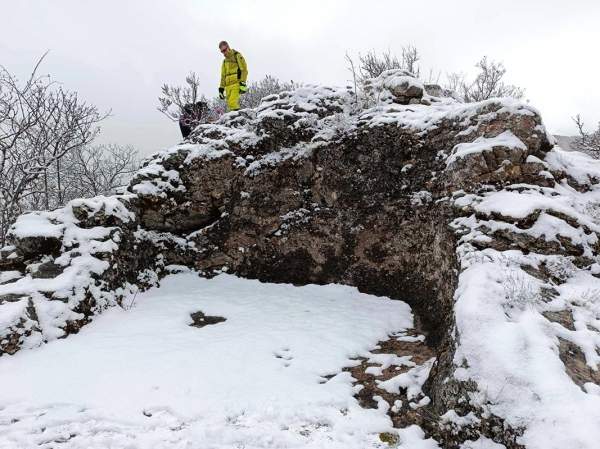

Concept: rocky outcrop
[[1, 69, 599, 448], [0, 196, 196, 355]]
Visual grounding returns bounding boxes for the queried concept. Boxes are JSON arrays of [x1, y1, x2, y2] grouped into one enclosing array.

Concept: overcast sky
[[1, 0, 599, 155]]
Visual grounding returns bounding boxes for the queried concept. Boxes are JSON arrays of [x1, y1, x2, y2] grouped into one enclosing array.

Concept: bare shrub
[[346, 46, 421, 88], [158, 73, 299, 125], [157, 72, 206, 121], [572, 114, 600, 158], [447, 56, 524, 102], [502, 268, 540, 311]]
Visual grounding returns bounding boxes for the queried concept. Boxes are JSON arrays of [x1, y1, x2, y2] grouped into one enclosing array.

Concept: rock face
[[1, 69, 600, 448]]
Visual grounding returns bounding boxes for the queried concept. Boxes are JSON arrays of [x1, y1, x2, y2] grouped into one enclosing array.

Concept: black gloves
[[239, 82, 248, 94], [218, 87, 225, 100]]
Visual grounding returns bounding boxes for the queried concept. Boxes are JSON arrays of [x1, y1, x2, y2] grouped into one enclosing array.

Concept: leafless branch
[[572, 114, 600, 158], [0, 56, 108, 245]]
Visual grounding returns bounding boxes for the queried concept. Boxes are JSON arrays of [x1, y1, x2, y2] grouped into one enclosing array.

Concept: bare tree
[[401, 45, 420, 76], [18, 144, 137, 212], [445, 72, 467, 95], [157, 72, 206, 121], [347, 47, 421, 84], [447, 56, 524, 102], [355, 50, 401, 82], [61, 144, 139, 200], [0, 56, 106, 245], [573, 114, 600, 158]]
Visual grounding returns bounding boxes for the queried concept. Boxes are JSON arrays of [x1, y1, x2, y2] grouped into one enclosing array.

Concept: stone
[[363, 69, 424, 105], [13, 235, 62, 260], [0, 246, 24, 271], [0, 293, 27, 304], [189, 311, 226, 328], [30, 260, 64, 279]]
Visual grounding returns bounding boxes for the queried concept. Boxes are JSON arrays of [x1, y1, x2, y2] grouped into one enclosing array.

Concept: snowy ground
[[0, 272, 438, 449]]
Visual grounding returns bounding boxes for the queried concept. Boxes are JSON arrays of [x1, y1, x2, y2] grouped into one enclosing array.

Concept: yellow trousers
[[225, 83, 240, 111]]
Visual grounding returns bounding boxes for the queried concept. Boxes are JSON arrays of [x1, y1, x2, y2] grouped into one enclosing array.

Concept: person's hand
[[239, 82, 248, 94], [218, 87, 225, 100]]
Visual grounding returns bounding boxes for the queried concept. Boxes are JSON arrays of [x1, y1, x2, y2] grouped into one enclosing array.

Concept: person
[[218, 41, 248, 112], [179, 101, 207, 139]]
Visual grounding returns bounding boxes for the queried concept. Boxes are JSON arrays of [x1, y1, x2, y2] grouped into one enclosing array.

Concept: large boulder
[[1, 72, 599, 448]]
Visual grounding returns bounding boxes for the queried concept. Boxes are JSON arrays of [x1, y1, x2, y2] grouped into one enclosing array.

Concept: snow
[[69, 195, 135, 223], [466, 186, 600, 226], [10, 213, 64, 239], [452, 259, 600, 449], [460, 437, 507, 449], [382, 73, 423, 93], [361, 97, 537, 136], [130, 157, 187, 197], [0, 272, 437, 449], [0, 271, 22, 284], [366, 353, 415, 376], [394, 426, 440, 449], [257, 85, 353, 117], [447, 134, 600, 448], [363, 69, 424, 103], [453, 182, 600, 260], [411, 191, 433, 206], [10, 196, 134, 241], [440, 410, 481, 427], [377, 358, 435, 399], [0, 299, 30, 332], [545, 147, 600, 185], [446, 130, 526, 166]]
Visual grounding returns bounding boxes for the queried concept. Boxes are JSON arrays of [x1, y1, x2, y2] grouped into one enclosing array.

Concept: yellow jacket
[[220, 49, 248, 88]]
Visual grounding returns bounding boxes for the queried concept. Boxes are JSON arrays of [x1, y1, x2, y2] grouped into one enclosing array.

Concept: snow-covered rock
[[1, 71, 599, 448], [364, 69, 425, 104]]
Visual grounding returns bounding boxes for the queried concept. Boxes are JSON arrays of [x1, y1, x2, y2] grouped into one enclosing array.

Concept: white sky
[[1, 0, 599, 155]]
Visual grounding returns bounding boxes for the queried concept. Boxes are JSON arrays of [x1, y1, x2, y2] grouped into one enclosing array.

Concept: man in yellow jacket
[[218, 41, 248, 111]]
